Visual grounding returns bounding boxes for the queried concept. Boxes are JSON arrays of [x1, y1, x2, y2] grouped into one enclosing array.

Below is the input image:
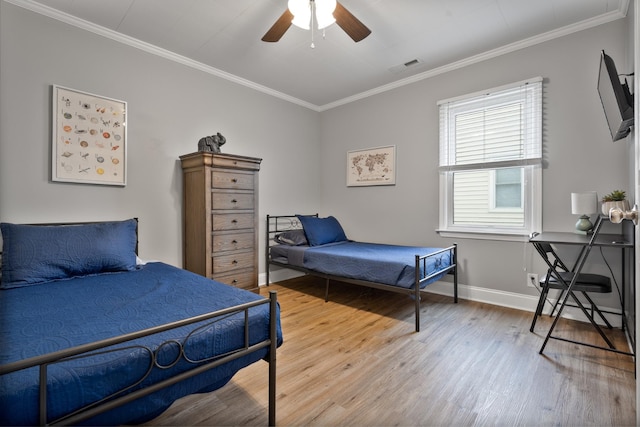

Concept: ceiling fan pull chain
[[310, 0, 315, 48]]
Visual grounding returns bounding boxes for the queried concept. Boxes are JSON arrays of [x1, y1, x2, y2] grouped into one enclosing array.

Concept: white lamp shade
[[571, 192, 598, 215]]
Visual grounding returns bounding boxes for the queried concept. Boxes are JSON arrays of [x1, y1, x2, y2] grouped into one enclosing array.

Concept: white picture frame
[[52, 85, 127, 186], [346, 145, 396, 187]]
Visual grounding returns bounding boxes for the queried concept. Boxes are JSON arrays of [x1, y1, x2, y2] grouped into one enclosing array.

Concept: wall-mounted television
[[597, 50, 634, 142]]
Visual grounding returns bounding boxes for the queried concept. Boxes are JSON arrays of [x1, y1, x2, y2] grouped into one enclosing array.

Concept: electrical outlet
[[527, 273, 538, 288]]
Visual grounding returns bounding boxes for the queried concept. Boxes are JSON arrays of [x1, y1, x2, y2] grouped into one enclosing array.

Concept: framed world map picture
[[52, 85, 127, 186], [347, 145, 396, 187]]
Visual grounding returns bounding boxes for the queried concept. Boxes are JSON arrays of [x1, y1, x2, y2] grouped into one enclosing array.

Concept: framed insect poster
[[52, 85, 127, 186]]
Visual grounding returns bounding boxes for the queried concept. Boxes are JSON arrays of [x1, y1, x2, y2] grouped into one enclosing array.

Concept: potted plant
[[601, 190, 630, 215]]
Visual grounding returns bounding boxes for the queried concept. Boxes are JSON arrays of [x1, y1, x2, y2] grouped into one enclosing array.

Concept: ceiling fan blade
[[334, 2, 371, 42], [262, 9, 294, 42]]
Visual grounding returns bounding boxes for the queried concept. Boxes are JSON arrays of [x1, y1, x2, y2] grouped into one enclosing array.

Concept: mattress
[[271, 241, 452, 289], [0, 262, 283, 426], [270, 244, 307, 267]]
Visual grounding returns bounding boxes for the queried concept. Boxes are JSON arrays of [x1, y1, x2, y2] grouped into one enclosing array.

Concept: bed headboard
[[265, 214, 317, 285], [266, 214, 317, 247]]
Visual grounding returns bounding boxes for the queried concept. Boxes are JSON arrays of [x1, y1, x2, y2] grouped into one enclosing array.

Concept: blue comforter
[[302, 241, 452, 288], [0, 262, 282, 425]]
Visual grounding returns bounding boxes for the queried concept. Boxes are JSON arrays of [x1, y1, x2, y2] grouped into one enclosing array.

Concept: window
[[491, 168, 523, 210], [438, 78, 542, 239]]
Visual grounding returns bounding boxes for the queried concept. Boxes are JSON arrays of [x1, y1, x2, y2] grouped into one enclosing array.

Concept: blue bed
[[0, 219, 282, 426], [266, 214, 457, 332]]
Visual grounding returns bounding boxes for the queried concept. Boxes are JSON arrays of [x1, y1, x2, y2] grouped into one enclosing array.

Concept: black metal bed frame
[[0, 294, 278, 426], [0, 220, 279, 426], [265, 214, 458, 332]]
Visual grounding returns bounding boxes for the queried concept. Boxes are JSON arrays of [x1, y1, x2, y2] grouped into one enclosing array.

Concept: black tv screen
[[597, 50, 634, 141]]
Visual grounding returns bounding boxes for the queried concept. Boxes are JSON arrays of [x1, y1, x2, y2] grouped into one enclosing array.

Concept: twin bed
[[266, 214, 458, 332], [0, 219, 282, 426]]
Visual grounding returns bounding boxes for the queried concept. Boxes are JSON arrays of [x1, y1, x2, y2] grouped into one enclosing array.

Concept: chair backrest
[[531, 239, 571, 277]]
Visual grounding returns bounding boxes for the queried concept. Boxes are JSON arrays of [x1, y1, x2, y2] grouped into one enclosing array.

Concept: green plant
[[602, 190, 626, 202]]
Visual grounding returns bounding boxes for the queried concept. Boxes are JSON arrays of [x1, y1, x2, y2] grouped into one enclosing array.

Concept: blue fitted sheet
[[274, 241, 452, 289], [0, 262, 282, 425]]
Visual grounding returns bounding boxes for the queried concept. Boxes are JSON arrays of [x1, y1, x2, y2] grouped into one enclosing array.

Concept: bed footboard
[[414, 244, 458, 332], [0, 292, 279, 426]]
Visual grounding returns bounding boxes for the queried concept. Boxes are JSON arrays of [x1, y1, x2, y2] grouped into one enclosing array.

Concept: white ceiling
[[9, 0, 629, 110]]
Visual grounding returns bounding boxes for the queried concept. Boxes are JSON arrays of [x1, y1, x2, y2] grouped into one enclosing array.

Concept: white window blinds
[[439, 77, 542, 170]]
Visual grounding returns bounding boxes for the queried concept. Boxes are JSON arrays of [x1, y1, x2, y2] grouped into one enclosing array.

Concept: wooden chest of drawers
[[180, 152, 261, 291]]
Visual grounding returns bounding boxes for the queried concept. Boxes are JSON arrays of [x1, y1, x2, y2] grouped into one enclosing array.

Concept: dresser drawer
[[212, 213, 254, 231], [211, 191, 254, 210], [211, 170, 254, 190], [213, 270, 256, 290], [210, 155, 261, 171], [212, 231, 254, 252], [212, 250, 254, 274]]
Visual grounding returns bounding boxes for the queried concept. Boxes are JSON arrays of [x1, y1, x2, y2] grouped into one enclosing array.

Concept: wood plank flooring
[[145, 275, 636, 426]]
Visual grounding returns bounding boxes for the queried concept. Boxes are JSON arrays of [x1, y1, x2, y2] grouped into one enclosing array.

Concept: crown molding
[[319, 2, 630, 111], [3, 0, 321, 111], [5, 0, 629, 113]]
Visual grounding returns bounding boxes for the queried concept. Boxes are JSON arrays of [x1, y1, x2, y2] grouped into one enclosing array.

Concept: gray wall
[[319, 18, 633, 309], [0, 2, 321, 270], [0, 2, 633, 312]]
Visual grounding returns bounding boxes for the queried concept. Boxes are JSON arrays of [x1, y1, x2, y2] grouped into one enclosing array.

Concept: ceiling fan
[[262, 0, 371, 43]]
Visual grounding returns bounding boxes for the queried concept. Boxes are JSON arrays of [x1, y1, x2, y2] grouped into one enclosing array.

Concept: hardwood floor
[[146, 276, 636, 426]]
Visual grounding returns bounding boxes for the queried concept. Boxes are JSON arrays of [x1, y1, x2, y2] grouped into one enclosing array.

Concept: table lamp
[[571, 192, 598, 233]]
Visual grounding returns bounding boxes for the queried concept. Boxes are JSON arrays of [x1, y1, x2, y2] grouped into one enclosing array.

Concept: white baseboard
[[259, 271, 623, 328], [260, 269, 304, 286]]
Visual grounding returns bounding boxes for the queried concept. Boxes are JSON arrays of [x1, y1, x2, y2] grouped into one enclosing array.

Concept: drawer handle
[[232, 279, 238, 283], [231, 178, 238, 183], [231, 219, 238, 224], [232, 260, 238, 264], [231, 199, 238, 203], [231, 239, 238, 244]]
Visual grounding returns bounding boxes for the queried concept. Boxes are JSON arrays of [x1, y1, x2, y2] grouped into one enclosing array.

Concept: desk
[[530, 216, 634, 356], [530, 231, 632, 249]]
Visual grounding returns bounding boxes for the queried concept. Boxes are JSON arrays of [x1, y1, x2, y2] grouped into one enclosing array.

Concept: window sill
[[436, 229, 530, 242]]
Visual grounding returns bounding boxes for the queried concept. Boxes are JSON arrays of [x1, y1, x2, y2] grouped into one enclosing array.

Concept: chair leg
[[549, 290, 613, 329], [530, 286, 549, 332], [549, 288, 565, 318], [581, 292, 614, 329]]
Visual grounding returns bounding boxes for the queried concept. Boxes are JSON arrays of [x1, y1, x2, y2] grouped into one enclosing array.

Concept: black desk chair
[[529, 240, 613, 333]]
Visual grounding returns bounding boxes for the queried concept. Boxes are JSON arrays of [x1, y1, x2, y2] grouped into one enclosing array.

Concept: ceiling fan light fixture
[[288, 0, 336, 30], [288, 0, 311, 30], [262, 0, 369, 43], [315, 0, 337, 29]]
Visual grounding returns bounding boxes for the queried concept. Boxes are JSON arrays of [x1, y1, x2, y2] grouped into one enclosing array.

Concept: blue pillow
[[0, 219, 138, 289], [297, 215, 348, 246]]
